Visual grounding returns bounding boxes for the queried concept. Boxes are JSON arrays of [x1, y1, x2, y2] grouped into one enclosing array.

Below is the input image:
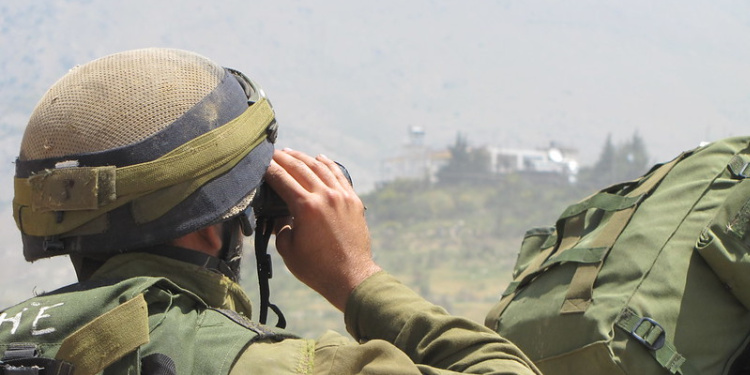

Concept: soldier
[[0, 48, 540, 375]]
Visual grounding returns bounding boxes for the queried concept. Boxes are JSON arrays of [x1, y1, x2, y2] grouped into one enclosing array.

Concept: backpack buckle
[[2, 344, 39, 361], [736, 163, 750, 178], [1, 344, 74, 375], [728, 156, 750, 179], [631, 317, 666, 351]]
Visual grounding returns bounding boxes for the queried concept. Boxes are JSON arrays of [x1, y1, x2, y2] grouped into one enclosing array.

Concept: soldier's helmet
[[13, 48, 276, 262]]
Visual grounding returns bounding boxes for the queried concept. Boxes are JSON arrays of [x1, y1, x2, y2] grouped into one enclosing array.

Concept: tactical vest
[[0, 277, 295, 375]]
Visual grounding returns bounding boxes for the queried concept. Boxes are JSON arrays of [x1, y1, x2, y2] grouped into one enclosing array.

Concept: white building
[[380, 128, 578, 184], [489, 145, 579, 179], [380, 127, 450, 184]]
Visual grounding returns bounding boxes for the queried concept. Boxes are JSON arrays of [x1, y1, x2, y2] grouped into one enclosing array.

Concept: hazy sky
[[4, 1, 750, 180], [2, 0, 750, 302]]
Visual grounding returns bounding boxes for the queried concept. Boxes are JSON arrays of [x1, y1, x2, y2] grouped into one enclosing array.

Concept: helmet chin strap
[[133, 245, 239, 281], [134, 216, 289, 329], [219, 218, 245, 282], [131, 219, 247, 282]]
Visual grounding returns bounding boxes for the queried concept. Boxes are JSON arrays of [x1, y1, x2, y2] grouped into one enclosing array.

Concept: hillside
[[232, 134, 651, 337], [236, 172, 594, 337]]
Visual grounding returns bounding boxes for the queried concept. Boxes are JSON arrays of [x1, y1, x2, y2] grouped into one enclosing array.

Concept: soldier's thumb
[[274, 224, 293, 257]]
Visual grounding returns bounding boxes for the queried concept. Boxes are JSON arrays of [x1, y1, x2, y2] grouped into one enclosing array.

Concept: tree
[[592, 134, 616, 184], [618, 131, 650, 180], [579, 132, 651, 188], [436, 132, 492, 185]]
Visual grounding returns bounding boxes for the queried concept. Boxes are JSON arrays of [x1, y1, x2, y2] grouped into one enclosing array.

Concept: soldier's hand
[[263, 149, 382, 312]]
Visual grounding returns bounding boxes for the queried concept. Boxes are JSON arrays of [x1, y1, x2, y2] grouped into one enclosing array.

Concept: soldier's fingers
[[270, 150, 323, 193], [281, 149, 340, 189], [264, 158, 309, 209], [315, 154, 350, 191]]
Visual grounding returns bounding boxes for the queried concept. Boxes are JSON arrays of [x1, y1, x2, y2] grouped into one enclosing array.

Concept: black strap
[[213, 308, 298, 341], [141, 354, 177, 375], [133, 246, 238, 281], [254, 217, 286, 328], [730, 341, 750, 375]]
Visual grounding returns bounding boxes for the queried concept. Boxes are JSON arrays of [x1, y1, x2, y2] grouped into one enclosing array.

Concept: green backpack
[[485, 136, 750, 375]]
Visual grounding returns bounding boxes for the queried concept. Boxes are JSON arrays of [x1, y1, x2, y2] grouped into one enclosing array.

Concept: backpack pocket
[[695, 178, 750, 310], [512, 226, 556, 279]]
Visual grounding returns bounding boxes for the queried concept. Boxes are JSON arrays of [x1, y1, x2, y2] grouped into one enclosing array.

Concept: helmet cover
[[14, 48, 276, 261]]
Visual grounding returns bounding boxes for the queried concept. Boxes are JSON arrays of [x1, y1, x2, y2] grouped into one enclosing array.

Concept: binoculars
[[252, 161, 352, 219]]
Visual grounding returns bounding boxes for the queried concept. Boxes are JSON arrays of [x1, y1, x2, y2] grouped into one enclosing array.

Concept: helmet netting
[[21, 48, 224, 160]]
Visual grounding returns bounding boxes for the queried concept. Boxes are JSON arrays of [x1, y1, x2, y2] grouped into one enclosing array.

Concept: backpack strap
[[615, 307, 698, 375], [554, 192, 644, 254], [55, 293, 150, 375], [560, 153, 685, 314]]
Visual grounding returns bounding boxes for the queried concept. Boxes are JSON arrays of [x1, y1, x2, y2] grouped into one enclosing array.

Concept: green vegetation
[[435, 132, 493, 185], [577, 132, 651, 190], [239, 132, 652, 338]]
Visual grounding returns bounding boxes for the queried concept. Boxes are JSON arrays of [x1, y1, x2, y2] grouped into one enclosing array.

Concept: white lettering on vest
[[0, 308, 27, 335], [31, 303, 64, 336]]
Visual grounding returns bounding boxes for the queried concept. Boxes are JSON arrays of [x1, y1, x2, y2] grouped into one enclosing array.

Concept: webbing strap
[[541, 246, 608, 267], [559, 193, 644, 220], [500, 247, 607, 299], [615, 308, 692, 374], [560, 203, 637, 313], [560, 153, 686, 314], [556, 211, 586, 254], [14, 98, 274, 237], [55, 294, 149, 375], [560, 263, 599, 312], [554, 192, 642, 254]]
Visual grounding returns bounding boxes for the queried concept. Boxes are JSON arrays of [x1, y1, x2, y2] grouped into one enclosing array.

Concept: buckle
[[728, 155, 750, 179], [631, 317, 666, 351], [3, 344, 39, 361], [226, 68, 267, 105], [738, 163, 750, 179]]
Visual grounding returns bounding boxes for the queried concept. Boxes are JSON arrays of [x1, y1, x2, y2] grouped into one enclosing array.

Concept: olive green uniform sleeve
[[231, 272, 540, 374], [339, 271, 540, 374]]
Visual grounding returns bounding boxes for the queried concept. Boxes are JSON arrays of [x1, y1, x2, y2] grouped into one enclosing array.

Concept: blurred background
[[2, 0, 750, 337]]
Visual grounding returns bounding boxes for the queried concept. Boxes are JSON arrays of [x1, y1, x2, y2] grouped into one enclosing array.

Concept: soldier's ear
[[196, 224, 224, 255], [171, 224, 224, 256]]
